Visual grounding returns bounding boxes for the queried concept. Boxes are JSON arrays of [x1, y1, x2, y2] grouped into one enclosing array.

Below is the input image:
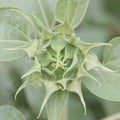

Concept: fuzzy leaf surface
[[83, 68, 120, 101], [37, 80, 60, 118], [0, 40, 27, 61], [46, 91, 68, 120], [0, 7, 46, 41], [103, 37, 120, 73], [55, 0, 89, 28]]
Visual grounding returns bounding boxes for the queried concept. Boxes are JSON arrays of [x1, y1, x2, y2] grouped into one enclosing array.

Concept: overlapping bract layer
[[13, 32, 111, 118]]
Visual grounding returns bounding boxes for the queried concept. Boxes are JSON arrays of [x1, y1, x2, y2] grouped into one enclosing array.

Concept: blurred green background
[[0, 0, 120, 120]]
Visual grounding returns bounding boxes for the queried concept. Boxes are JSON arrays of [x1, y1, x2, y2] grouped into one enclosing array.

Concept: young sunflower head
[[14, 27, 111, 118], [37, 34, 83, 83]]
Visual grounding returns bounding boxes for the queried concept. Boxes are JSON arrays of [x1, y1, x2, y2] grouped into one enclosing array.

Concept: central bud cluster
[[36, 34, 83, 81], [15, 30, 110, 118]]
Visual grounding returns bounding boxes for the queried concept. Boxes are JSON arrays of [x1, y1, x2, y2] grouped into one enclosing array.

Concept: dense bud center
[[36, 34, 83, 81]]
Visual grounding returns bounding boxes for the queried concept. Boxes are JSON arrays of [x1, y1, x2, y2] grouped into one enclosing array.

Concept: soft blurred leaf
[[103, 0, 120, 18], [85, 0, 114, 25], [0, 64, 15, 104], [101, 100, 120, 116], [0, 105, 25, 120]]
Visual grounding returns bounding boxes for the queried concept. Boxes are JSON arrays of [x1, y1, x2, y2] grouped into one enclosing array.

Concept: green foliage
[[83, 68, 120, 101], [0, 105, 25, 120], [46, 91, 69, 120], [55, 0, 89, 28], [103, 37, 120, 73], [0, 0, 120, 120]]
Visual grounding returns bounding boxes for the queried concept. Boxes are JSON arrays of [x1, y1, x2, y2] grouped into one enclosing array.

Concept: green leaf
[[0, 0, 57, 29], [0, 105, 25, 120], [8, 7, 45, 32], [47, 91, 92, 120], [104, 59, 120, 73], [74, 38, 111, 56], [15, 72, 42, 100], [83, 68, 120, 101], [63, 49, 79, 78], [77, 63, 100, 85], [55, 0, 89, 28], [19, 40, 39, 58], [0, 40, 27, 61], [3, 40, 39, 58], [75, 25, 110, 60], [0, 40, 27, 49], [0, 23, 30, 41], [37, 80, 60, 118], [67, 93, 94, 120], [85, 53, 113, 72], [38, 50, 55, 67], [103, 37, 120, 63], [0, 7, 47, 40], [15, 58, 42, 100], [103, 37, 120, 64], [54, 23, 74, 35], [46, 91, 69, 120], [85, 37, 120, 101], [0, 7, 29, 33], [103, 37, 120, 72], [36, 0, 57, 28], [0, 7, 38, 41], [51, 35, 66, 52], [63, 44, 75, 61], [0, 50, 26, 61], [21, 58, 41, 79], [67, 80, 86, 113]]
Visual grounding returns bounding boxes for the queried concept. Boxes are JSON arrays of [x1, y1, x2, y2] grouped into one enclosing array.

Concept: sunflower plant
[[0, 0, 120, 120]]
